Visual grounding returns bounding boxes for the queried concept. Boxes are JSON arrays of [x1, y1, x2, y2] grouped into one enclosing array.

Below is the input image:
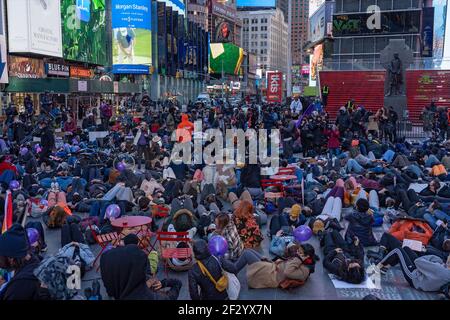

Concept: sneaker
[[54, 182, 60, 191], [50, 182, 55, 191]]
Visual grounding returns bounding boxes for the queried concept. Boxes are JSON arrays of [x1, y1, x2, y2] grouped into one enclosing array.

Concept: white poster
[[7, 0, 62, 57], [0, 0, 8, 83], [78, 80, 88, 92]]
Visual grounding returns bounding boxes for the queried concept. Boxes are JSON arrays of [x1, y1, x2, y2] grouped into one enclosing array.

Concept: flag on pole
[[2, 190, 13, 234]]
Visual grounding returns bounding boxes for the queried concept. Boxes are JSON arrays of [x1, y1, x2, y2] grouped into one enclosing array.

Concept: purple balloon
[[9, 180, 20, 190], [40, 199, 48, 206], [116, 162, 126, 172], [105, 204, 121, 219], [34, 144, 42, 154], [208, 235, 228, 256], [20, 147, 29, 156], [293, 225, 313, 243], [27, 228, 40, 245]]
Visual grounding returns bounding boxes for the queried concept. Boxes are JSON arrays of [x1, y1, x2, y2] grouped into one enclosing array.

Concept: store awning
[[4, 77, 70, 93]]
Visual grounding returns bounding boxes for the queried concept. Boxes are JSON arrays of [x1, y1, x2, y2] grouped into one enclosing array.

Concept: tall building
[[238, 7, 288, 75], [276, 0, 288, 22], [186, 0, 209, 31], [291, 0, 309, 66]]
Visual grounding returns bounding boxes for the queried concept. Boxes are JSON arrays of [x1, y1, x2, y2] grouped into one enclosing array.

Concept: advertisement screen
[[309, 0, 325, 18], [309, 4, 326, 43], [7, 0, 62, 57], [432, 0, 448, 60], [209, 43, 244, 75], [422, 7, 434, 57], [9, 56, 45, 79], [309, 44, 323, 86], [214, 16, 234, 43], [444, 2, 450, 69], [237, 0, 276, 7], [112, 0, 152, 74], [333, 10, 421, 37], [267, 71, 283, 103], [61, 0, 107, 65], [0, 0, 7, 83]]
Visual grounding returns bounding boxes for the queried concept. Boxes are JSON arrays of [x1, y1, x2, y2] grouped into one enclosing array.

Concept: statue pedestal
[[384, 95, 407, 118]]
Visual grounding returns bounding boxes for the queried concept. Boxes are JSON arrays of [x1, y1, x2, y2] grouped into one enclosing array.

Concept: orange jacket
[[389, 219, 433, 245], [176, 114, 194, 142], [431, 164, 447, 176]]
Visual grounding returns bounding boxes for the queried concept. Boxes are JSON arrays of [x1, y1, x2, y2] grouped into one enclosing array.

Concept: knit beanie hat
[[290, 204, 302, 219], [0, 224, 29, 258]]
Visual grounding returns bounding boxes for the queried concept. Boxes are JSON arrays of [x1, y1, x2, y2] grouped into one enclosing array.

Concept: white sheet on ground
[[328, 274, 378, 289]]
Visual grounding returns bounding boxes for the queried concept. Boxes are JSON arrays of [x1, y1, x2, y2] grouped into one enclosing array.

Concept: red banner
[[267, 72, 283, 103]]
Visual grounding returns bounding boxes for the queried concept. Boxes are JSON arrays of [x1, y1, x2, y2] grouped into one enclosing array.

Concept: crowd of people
[[0, 90, 449, 301]]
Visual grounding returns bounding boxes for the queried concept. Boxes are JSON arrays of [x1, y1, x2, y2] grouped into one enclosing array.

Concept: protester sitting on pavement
[[0, 224, 50, 300], [188, 239, 228, 300], [100, 244, 182, 300]]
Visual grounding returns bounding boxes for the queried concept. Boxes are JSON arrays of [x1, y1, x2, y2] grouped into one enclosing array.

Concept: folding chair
[[276, 167, 296, 176], [261, 179, 285, 205], [89, 223, 119, 271], [157, 231, 193, 275]]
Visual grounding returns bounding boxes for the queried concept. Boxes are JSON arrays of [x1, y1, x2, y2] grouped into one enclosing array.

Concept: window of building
[[393, 0, 411, 10], [375, 37, 388, 52], [377, 0, 393, 11], [361, 0, 377, 11], [343, 0, 359, 12], [341, 38, 353, 54], [363, 37, 375, 53]]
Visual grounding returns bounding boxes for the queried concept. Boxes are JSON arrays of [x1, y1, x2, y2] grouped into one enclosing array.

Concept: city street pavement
[[31, 204, 441, 301]]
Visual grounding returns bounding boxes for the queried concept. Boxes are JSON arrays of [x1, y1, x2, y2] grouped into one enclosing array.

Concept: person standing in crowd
[[38, 120, 55, 164], [322, 85, 329, 107], [290, 96, 302, 116], [134, 122, 151, 172], [100, 100, 113, 131]]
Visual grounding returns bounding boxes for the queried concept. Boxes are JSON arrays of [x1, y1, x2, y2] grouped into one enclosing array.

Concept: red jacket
[[324, 130, 340, 149], [0, 161, 17, 175]]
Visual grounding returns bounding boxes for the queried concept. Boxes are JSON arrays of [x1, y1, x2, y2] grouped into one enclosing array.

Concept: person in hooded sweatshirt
[[345, 198, 378, 247], [188, 239, 228, 300], [100, 244, 181, 300], [176, 113, 194, 143], [0, 224, 50, 300]]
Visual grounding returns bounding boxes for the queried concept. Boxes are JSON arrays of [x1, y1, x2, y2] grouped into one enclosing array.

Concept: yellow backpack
[[197, 260, 228, 292]]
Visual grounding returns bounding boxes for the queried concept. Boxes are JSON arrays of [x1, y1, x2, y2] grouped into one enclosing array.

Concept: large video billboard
[[333, 10, 421, 37], [209, 43, 244, 75], [7, 0, 62, 57], [432, 0, 448, 60], [0, 0, 7, 83], [237, 0, 275, 7], [309, 0, 325, 18], [214, 16, 234, 43], [112, 0, 152, 74], [61, 0, 107, 65]]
